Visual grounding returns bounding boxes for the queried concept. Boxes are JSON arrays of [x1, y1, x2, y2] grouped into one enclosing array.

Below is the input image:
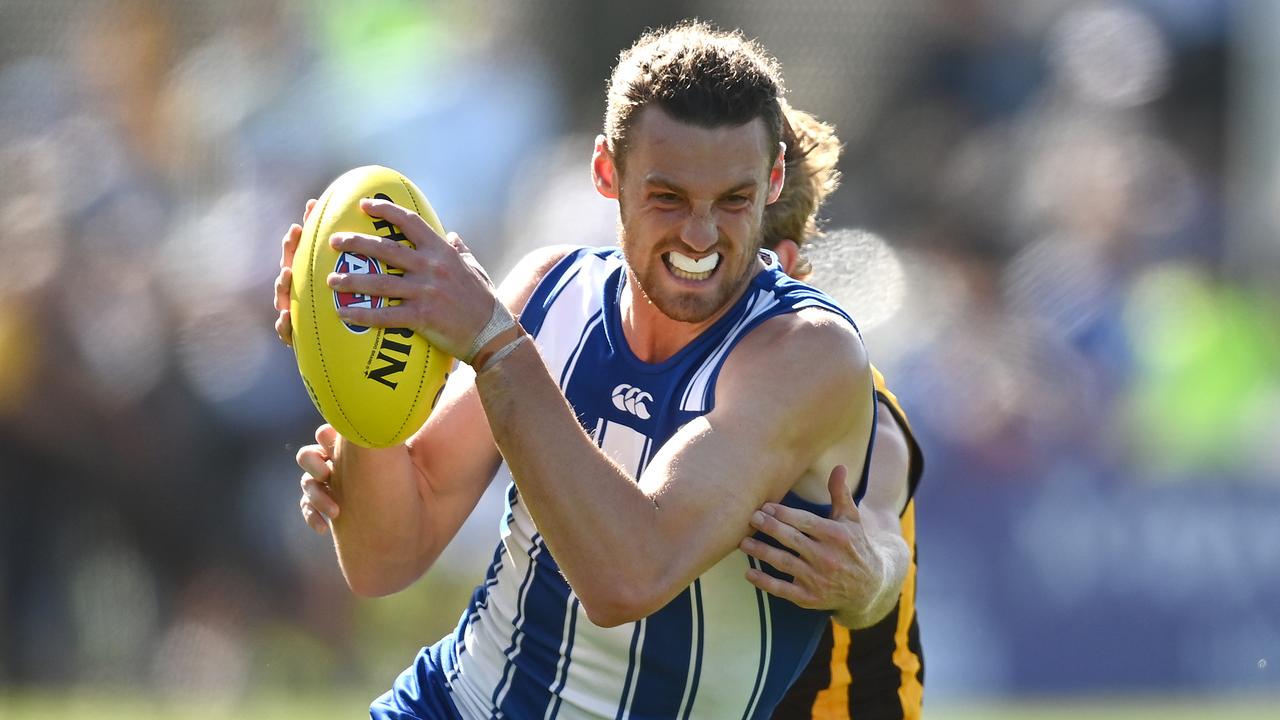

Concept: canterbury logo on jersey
[[611, 383, 653, 420]]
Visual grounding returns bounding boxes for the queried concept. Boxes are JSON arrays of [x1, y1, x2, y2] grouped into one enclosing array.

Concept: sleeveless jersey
[[772, 367, 925, 720], [429, 247, 874, 720]]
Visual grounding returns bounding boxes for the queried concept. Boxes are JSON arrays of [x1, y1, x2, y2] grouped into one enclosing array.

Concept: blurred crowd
[[0, 0, 1275, 704]]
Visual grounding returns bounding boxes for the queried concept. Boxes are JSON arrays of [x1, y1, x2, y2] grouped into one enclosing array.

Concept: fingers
[[335, 303, 419, 331], [275, 221, 303, 346], [360, 197, 446, 249], [328, 267, 418, 299], [329, 231, 426, 272], [453, 233, 493, 286], [296, 442, 331, 480], [280, 222, 302, 272], [744, 566, 817, 608], [299, 486, 333, 534], [275, 309, 293, 347], [445, 231, 470, 255], [274, 265, 294, 312], [757, 502, 829, 537], [315, 424, 338, 455], [739, 536, 805, 577], [303, 197, 317, 223], [825, 464, 860, 522], [297, 424, 340, 536], [300, 500, 329, 535], [749, 508, 815, 558], [301, 473, 340, 519]]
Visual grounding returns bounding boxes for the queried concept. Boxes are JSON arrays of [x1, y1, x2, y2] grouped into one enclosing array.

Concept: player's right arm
[[276, 215, 572, 596]]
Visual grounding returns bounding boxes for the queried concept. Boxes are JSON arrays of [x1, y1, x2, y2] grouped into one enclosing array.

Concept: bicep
[[636, 316, 872, 590], [635, 404, 804, 592]]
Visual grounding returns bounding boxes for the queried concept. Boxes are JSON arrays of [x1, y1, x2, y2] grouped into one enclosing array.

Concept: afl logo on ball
[[333, 252, 383, 333]]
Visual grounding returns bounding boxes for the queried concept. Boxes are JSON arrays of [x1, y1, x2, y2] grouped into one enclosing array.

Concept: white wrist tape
[[477, 333, 530, 375], [464, 296, 516, 365]]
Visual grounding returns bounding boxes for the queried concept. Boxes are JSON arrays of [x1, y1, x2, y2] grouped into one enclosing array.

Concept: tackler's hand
[[739, 465, 888, 614]]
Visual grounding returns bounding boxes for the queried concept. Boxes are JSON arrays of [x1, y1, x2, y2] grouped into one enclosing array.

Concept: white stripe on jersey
[[543, 597, 580, 720], [617, 618, 646, 720], [680, 289, 779, 412], [490, 536, 546, 713], [674, 582, 703, 720]]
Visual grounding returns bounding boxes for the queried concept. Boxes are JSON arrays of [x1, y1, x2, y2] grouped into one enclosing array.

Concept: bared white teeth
[[667, 251, 719, 280]]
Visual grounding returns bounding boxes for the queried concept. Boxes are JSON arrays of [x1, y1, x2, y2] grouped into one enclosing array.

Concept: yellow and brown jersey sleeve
[[773, 366, 925, 720]]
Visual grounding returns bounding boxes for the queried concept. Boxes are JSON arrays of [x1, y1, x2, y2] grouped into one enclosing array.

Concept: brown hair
[[762, 99, 842, 279], [604, 20, 786, 174]]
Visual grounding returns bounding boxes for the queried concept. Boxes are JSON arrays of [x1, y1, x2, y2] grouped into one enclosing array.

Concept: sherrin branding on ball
[[291, 165, 452, 448]]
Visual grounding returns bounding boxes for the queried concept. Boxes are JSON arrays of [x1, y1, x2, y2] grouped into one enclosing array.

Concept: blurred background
[[0, 0, 1276, 717]]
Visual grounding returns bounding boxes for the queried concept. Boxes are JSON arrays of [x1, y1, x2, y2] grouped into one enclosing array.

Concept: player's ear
[[772, 238, 801, 277], [766, 142, 786, 204], [592, 135, 620, 200]]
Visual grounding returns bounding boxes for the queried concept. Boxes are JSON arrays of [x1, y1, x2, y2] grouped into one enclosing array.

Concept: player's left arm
[[740, 400, 912, 629]]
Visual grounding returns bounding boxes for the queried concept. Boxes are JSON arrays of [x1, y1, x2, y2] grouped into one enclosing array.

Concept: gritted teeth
[[666, 251, 720, 274]]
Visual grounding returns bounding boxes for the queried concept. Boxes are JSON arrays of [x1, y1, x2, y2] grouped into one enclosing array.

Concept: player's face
[[609, 108, 783, 324]]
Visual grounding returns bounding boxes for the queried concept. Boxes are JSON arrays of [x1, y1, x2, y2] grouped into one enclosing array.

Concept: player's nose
[[680, 210, 717, 253]]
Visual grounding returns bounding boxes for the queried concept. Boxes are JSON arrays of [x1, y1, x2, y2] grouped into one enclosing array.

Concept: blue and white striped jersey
[[428, 247, 869, 719]]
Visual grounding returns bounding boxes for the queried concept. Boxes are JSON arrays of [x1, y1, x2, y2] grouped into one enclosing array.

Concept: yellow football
[[290, 165, 452, 448]]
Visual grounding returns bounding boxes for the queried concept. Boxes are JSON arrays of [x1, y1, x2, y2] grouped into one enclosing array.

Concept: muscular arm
[[474, 308, 874, 626], [304, 245, 573, 597], [740, 400, 912, 629]]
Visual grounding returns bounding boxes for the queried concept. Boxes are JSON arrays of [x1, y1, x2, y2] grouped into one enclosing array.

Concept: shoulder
[[502, 244, 583, 289], [717, 305, 871, 435], [734, 305, 867, 376], [497, 244, 583, 314]]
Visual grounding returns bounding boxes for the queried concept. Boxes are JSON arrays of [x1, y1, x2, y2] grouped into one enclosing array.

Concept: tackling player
[[755, 102, 925, 720]]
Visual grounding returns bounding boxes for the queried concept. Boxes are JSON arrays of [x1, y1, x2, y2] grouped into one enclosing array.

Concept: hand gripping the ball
[[273, 198, 317, 348], [324, 197, 518, 367]]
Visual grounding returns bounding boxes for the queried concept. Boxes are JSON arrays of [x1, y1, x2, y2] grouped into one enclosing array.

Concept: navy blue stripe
[[697, 291, 768, 410], [558, 309, 604, 389], [613, 619, 646, 720], [499, 481, 519, 535], [490, 532, 545, 716], [449, 539, 510, 683], [853, 396, 878, 504], [541, 266, 583, 319], [627, 590, 693, 718], [500, 535, 573, 717], [450, 489, 517, 685], [518, 249, 587, 338], [681, 580, 705, 720], [741, 559, 769, 720], [545, 597, 581, 720], [751, 591, 830, 718]]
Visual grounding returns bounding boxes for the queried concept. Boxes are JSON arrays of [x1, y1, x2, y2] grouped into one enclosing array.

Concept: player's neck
[[618, 260, 762, 364]]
